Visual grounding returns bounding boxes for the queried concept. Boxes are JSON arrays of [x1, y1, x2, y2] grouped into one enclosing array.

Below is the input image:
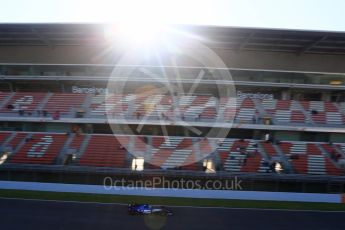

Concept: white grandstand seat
[[90, 94, 132, 117], [262, 100, 306, 123], [235, 98, 256, 123], [220, 139, 263, 173], [1, 92, 46, 113], [10, 134, 67, 164]]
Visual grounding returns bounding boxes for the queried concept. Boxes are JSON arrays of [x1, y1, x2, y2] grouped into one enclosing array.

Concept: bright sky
[[1, 0, 345, 32]]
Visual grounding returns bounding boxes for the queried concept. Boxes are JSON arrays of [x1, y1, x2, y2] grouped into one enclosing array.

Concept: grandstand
[[0, 24, 345, 193]]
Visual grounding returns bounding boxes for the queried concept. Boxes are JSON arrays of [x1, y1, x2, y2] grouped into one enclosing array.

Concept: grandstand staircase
[[334, 144, 345, 158], [37, 92, 52, 111], [0, 132, 16, 150], [318, 144, 344, 170], [205, 96, 218, 108], [260, 99, 288, 124], [252, 99, 267, 120], [217, 98, 236, 122], [74, 135, 91, 158], [219, 138, 240, 172], [219, 139, 238, 172], [76, 94, 93, 117], [65, 134, 90, 164], [287, 142, 330, 175], [309, 101, 326, 124], [13, 133, 32, 153], [259, 99, 315, 125], [217, 139, 248, 172], [55, 133, 92, 164], [177, 95, 197, 120], [126, 94, 139, 118], [273, 143, 292, 173], [256, 142, 272, 173], [192, 139, 202, 162], [6, 133, 32, 161], [127, 136, 136, 153], [142, 94, 165, 119], [222, 139, 266, 173], [131, 136, 149, 158], [171, 95, 179, 118], [67, 94, 90, 118], [141, 136, 153, 163], [128, 97, 142, 119], [337, 102, 345, 119], [0, 92, 15, 110], [55, 133, 75, 164], [293, 101, 313, 124]]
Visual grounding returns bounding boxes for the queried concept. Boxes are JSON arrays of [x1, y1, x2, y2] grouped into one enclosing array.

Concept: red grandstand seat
[[1, 92, 46, 113], [261, 142, 278, 157], [43, 93, 87, 114], [79, 135, 127, 168], [10, 133, 67, 164]]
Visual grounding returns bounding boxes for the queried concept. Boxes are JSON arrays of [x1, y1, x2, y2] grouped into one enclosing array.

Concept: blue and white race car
[[128, 204, 173, 216]]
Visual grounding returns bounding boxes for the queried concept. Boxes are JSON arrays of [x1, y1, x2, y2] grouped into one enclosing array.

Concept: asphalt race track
[[0, 198, 345, 230]]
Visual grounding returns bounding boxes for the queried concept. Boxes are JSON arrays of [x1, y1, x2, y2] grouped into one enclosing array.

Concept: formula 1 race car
[[128, 204, 173, 216]]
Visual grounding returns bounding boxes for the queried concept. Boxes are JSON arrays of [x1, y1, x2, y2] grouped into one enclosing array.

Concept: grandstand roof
[[0, 24, 345, 55]]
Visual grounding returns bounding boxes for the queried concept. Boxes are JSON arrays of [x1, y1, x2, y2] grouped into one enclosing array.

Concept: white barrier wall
[[0, 181, 343, 204]]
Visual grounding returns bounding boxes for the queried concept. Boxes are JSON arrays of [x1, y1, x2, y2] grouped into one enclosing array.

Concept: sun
[[104, 22, 167, 49]]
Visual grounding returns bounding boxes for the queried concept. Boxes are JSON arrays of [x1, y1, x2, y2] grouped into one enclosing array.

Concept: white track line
[[0, 197, 344, 213]]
